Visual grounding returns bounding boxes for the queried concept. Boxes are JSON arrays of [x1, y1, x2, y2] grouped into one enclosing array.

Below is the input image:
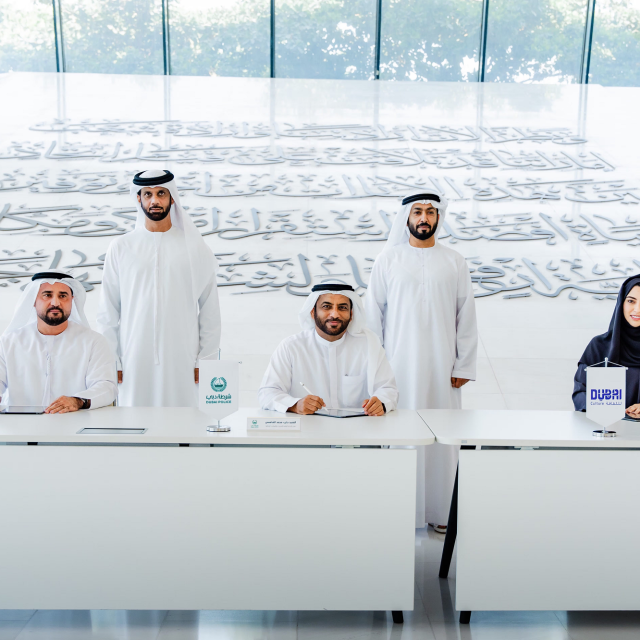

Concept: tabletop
[[418, 409, 640, 448], [0, 407, 435, 446]]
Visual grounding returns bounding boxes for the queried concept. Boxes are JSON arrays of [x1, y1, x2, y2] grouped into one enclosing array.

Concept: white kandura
[[259, 281, 398, 414], [97, 170, 221, 407], [0, 321, 117, 409], [366, 195, 478, 527]]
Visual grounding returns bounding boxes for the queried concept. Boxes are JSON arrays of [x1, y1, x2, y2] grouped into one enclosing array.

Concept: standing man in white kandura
[[97, 169, 221, 407], [365, 193, 477, 533]]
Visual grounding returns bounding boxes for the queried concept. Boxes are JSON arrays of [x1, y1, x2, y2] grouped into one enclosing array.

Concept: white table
[[0, 407, 433, 617], [419, 409, 640, 624]]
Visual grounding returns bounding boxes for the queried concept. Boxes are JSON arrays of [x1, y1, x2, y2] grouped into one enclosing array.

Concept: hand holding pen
[[288, 382, 326, 415]]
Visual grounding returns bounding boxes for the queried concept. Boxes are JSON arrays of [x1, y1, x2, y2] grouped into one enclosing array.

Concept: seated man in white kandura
[[259, 282, 398, 415], [0, 272, 117, 413]]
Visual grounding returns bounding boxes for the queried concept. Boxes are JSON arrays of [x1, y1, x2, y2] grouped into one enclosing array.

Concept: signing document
[[259, 282, 398, 416]]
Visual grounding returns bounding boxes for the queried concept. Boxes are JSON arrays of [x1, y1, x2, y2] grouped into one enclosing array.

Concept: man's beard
[[142, 201, 171, 222], [408, 216, 438, 241], [38, 306, 70, 326], [314, 314, 350, 336]]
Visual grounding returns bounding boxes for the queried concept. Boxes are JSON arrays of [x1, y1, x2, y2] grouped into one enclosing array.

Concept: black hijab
[[579, 274, 640, 368]]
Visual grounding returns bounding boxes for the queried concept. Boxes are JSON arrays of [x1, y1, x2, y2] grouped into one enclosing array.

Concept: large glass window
[[0, 0, 56, 72], [6, 0, 640, 86], [170, 0, 269, 77], [589, 0, 640, 86], [61, 0, 164, 74], [379, 0, 483, 82], [484, 0, 588, 83], [275, 0, 376, 79]]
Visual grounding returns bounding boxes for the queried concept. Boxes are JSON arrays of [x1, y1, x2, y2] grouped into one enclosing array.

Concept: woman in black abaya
[[573, 275, 640, 417]]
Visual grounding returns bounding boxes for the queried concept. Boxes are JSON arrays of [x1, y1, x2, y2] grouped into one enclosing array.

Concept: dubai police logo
[[210, 377, 227, 392]]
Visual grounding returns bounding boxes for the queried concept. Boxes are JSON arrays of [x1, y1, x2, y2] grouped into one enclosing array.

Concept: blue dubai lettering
[[590, 388, 623, 405], [590, 389, 622, 401]]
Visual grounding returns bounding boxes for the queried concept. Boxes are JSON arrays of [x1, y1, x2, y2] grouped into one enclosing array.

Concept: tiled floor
[[2, 528, 639, 639]]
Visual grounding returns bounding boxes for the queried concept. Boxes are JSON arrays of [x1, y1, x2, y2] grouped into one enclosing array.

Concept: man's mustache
[[46, 306, 63, 313]]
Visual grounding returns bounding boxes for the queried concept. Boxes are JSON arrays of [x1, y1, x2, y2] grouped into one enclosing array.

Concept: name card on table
[[248, 416, 301, 431], [586, 366, 626, 428]]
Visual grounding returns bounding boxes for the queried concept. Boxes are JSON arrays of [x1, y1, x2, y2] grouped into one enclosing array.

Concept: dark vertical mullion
[[162, 0, 171, 75], [477, 0, 489, 82], [579, 0, 597, 84], [51, 0, 65, 73], [374, 0, 382, 79], [270, 0, 276, 78]]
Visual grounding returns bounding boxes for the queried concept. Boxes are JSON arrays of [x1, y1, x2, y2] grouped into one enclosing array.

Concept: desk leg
[[460, 611, 471, 624], [391, 611, 403, 624], [438, 464, 458, 579]]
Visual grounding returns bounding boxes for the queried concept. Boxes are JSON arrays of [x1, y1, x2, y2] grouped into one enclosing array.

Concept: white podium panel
[[457, 449, 640, 611], [0, 445, 416, 611]]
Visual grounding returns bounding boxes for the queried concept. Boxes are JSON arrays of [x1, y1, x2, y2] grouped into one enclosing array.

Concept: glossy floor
[[1, 528, 638, 639]]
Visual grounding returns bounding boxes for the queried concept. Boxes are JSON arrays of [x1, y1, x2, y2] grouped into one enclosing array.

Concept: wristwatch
[[73, 397, 91, 410]]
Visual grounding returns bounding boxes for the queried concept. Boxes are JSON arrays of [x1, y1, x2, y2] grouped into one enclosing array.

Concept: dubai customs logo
[[210, 377, 227, 392], [590, 388, 623, 405]]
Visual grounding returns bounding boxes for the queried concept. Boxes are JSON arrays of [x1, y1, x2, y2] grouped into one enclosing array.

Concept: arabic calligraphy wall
[[0, 72, 637, 409]]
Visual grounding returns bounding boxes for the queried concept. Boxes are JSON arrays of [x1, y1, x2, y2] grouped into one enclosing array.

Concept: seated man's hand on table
[[45, 396, 84, 414], [626, 404, 640, 418], [289, 395, 326, 415], [362, 396, 385, 416]]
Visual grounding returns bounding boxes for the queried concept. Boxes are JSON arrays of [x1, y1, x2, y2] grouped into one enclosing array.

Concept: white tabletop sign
[[248, 416, 301, 431], [586, 366, 626, 427], [199, 360, 239, 421]]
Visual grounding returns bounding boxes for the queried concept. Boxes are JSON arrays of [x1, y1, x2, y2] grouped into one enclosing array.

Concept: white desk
[[0, 406, 435, 446], [0, 407, 433, 614], [419, 409, 640, 624]]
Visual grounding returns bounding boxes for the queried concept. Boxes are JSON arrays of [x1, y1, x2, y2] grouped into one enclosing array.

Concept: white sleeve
[[258, 342, 301, 414], [364, 257, 387, 344], [371, 345, 398, 412], [96, 241, 122, 370], [71, 335, 118, 409], [197, 270, 221, 363], [451, 260, 478, 380], [0, 339, 7, 401]]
